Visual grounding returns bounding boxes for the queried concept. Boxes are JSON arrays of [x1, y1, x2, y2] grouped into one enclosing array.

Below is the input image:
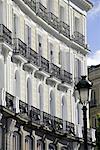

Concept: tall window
[[59, 50, 70, 72], [47, 0, 53, 12], [38, 34, 42, 55], [24, 24, 31, 47], [50, 90, 55, 115], [38, 84, 43, 111], [74, 58, 81, 81], [13, 132, 21, 150], [37, 140, 44, 150], [27, 78, 32, 105], [15, 70, 20, 97], [74, 17, 80, 32], [60, 6, 64, 22], [61, 96, 66, 120], [25, 136, 33, 150], [13, 13, 19, 38], [50, 43, 54, 63]]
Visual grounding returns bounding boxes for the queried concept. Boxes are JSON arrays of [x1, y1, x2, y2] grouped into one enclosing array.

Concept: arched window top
[[13, 131, 21, 150], [62, 95, 66, 106], [25, 135, 33, 150], [49, 143, 56, 150], [15, 70, 20, 80], [50, 90, 55, 100], [38, 84, 43, 93], [37, 139, 45, 150]]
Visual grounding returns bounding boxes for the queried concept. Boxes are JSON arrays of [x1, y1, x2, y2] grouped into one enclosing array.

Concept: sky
[[87, 0, 100, 66]]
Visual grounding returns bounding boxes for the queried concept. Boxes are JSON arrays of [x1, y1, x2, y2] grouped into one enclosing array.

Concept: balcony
[[59, 21, 70, 38], [40, 56, 49, 73], [0, 24, 12, 48], [66, 121, 75, 135], [21, 1, 71, 40], [23, 0, 36, 12], [48, 12, 59, 31], [50, 63, 61, 80], [19, 100, 29, 120], [30, 106, 41, 125], [61, 70, 72, 84], [13, 38, 27, 61], [36, 2, 47, 22], [6, 92, 15, 113], [3, 92, 75, 137], [28, 47, 38, 66], [73, 31, 85, 47]]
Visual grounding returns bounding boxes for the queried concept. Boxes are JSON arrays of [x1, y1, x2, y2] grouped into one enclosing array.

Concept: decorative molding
[[23, 63, 33, 73], [11, 56, 22, 65], [46, 77, 56, 87], [34, 70, 44, 81], [57, 83, 68, 92]]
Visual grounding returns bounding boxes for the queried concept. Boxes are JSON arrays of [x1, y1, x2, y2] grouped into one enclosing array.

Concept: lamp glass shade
[[79, 88, 89, 104]]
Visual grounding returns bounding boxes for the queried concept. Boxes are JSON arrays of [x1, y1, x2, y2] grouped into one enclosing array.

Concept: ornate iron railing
[[50, 63, 61, 79], [19, 100, 28, 115], [22, 1, 71, 39], [23, 0, 36, 12], [5, 94, 75, 136], [73, 31, 85, 47], [6, 92, 15, 112], [13, 38, 27, 58], [30, 106, 41, 124], [48, 12, 59, 30], [62, 70, 72, 84], [66, 121, 75, 135], [59, 21, 70, 38], [0, 24, 12, 46], [36, 2, 47, 22], [54, 116, 63, 133], [28, 47, 38, 66], [41, 56, 49, 72], [43, 112, 54, 130]]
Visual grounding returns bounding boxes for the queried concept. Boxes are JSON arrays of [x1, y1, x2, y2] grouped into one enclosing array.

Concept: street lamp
[[75, 76, 92, 150]]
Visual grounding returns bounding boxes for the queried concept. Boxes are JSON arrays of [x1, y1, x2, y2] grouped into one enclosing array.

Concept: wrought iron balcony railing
[[40, 56, 49, 73], [59, 21, 70, 38], [4, 93, 76, 136], [50, 63, 61, 79], [43, 112, 54, 130], [0, 24, 12, 46], [53, 116, 63, 133], [28, 47, 39, 66], [13, 38, 27, 58], [6, 92, 15, 112], [61, 70, 72, 84], [36, 2, 47, 22], [19, 100, 28, 115], [22, 1, 71, 39], [66, 121, 75, 135], [48, 12, 59, 31], [30, 106, 41, 124], [73, 31, 85, 47], [23, 0, 36, 12]]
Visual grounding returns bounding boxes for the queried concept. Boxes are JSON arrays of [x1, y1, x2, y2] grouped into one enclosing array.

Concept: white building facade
[[0, 0, 95, 149]]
